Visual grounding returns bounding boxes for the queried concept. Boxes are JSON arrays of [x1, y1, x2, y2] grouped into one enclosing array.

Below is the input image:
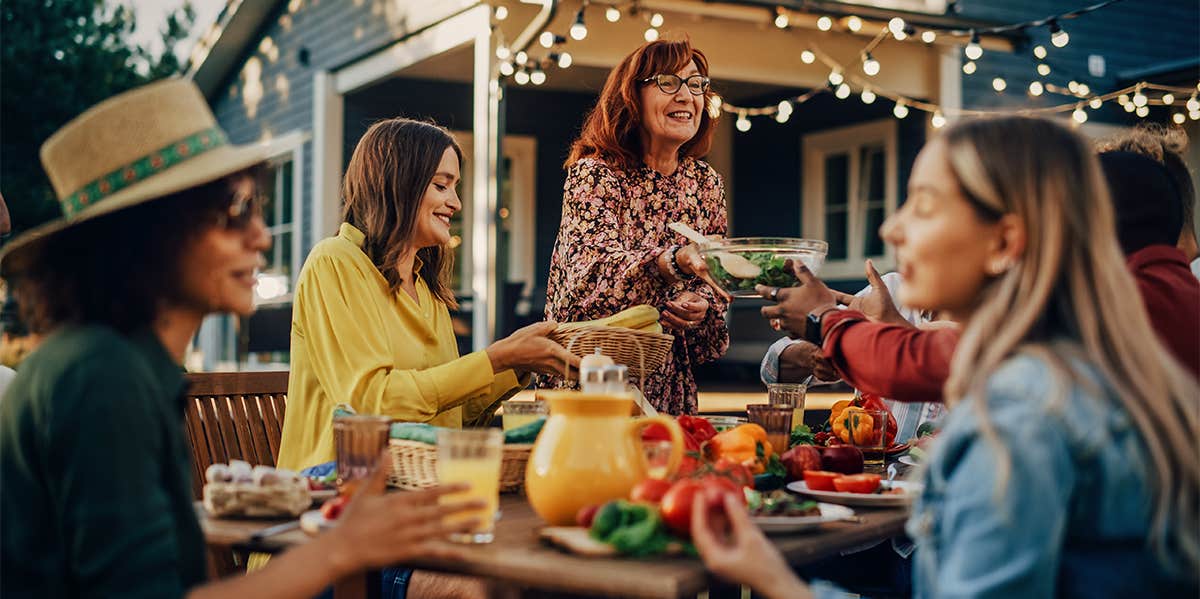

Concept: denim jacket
[[906, 352, 1192, 598]]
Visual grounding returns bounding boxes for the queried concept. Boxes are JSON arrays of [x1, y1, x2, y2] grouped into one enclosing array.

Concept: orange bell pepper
[[829, 399, 855, 426], [832, 407, 875, 445], [703, 423, 771, 474]]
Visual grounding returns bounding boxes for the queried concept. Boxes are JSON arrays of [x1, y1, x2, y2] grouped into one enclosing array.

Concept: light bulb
[[1118, 94, 1129, 105], [1133, 92, 1148, 107], [1124, 102, 1136, 113], [1033, 45, 1046, 59], [777, 100, 793, 116], [514, 69, 530, 85], [606, 6, 620, 22], [1050, 23, 1069, 47], [557, 52, 572, 68], [1137, 105, 1150, 117], [847, 16, 863, 32], [540, 31, 555, 48], [1073, 106, 1087, 123], [889, 17, 906, 39], [736, 113, 751, 132], [817, 16, 833, 31], [775, 12, 789, 29], [494, 5, 508, 20], [1186, 95, 1199, 112], [893, 102, 909, 119], [650, 13, 664, 28], [530, 68, 546, 85], [965, 31, 982, 60], [1029, 81, 1044, 96], [1037, 63, 1051, 76], [1089, 97, 1102, 109], [992, 77, 1007, 92], [1162, 93, 1175, 105], [931, 111, 946, 128], [496, 46, 510, 60], [570, 9, 588, 41], [829, 69, 844, 85], [962, 61, 977, 75], [835, 83, 851, 99], [1173, 112, 1186, 125], [515, 51, 528, 64], [1077, 83, 1090, 96], [1191, 110, 1200, 121], [863, 54, 880, 76], [499, 61, 515, 76], [921, 30, 936, 43], [801, 50, 816, 64], [861, 89, 876, 104], [1067, 81, 1079, 93], [644, 27, 659, 42], [709, 95, 724, 119], [776, 111, 790, 123]]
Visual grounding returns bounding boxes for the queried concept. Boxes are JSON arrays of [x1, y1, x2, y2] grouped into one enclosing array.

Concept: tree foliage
[[1, 0, 195, 236]]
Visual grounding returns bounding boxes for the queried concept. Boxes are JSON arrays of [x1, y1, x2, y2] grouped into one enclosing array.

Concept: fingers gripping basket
[[388, 441, 533, 492], [549, 324, 675, 382]]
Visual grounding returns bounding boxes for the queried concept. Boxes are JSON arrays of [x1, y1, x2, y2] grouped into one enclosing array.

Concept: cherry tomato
[[659, 477, 746, 536], [320, 495, 350, 520], [832, 473, 882, 494], [576, 503, 601, 528], [802, 470, 842, 492]]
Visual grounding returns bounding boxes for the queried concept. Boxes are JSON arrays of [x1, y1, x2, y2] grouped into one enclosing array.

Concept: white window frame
[[451, 131, 537, 302], [802, 119, 898, 280], [255, 130, 308, 306]]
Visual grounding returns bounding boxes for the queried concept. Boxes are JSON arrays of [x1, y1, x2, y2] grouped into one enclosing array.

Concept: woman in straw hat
[[0, 79, 484, 597]]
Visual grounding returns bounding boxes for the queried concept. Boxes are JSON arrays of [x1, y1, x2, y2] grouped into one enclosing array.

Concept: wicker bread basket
[[387, 439, 533, 493], [550, 324, 674, 381]]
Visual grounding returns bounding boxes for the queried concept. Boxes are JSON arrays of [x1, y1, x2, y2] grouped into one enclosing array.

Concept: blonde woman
[[695, 116, 1199, 598]]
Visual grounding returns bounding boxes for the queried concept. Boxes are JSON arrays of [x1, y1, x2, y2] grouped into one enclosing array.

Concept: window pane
[[279, 160, 293, 225], [278, 231, 292, 278], [864, 206, 885, 256], [859, 145, 886, 257], [824, 153, 849, 259], [825, 211, 848, 260]]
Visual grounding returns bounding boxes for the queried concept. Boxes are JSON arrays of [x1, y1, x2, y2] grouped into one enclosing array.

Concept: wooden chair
[[183, 371, 289, 579]]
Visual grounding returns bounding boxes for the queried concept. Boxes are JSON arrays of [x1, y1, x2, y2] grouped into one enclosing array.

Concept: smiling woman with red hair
[[540, 39, 730, 415]]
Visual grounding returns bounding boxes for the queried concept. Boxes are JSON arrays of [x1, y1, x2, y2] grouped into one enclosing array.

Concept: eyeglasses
[[216, 192, 266, 231], [641, 73, 710, 96]]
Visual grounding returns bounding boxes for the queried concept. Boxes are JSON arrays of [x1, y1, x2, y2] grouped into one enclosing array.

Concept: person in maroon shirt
[[760, 150, 1200, 402]]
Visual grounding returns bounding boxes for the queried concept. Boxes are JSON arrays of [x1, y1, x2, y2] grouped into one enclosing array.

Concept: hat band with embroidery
[[61, 126, 229, 218]]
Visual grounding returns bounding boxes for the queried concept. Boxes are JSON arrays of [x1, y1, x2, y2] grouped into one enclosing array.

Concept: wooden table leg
[[334, 569, 381, 599]]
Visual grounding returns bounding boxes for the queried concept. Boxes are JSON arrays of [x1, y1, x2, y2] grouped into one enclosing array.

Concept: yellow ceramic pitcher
[[525, 391, 685, 526]]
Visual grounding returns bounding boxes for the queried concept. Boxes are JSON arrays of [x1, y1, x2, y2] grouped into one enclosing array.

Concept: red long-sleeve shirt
[[821, 244, 1200, 402]]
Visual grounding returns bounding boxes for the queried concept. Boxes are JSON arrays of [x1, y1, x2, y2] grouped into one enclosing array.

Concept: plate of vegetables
[[787, 474, 920, 507], [698, 238, 828, 298], [747, 489, 856, 534]]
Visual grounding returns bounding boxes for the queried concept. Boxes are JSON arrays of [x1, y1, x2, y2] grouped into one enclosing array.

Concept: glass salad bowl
[[698, 237, 828, 298]]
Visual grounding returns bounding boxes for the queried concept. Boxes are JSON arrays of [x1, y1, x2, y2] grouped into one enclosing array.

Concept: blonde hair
[[939, 116, 1199, 577]]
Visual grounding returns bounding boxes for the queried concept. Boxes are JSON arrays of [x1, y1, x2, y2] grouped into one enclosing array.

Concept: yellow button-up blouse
[[276, 223, 525, 470]]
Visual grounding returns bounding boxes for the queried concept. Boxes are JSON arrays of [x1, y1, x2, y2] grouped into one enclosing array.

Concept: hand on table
[[662, 291, 710, 331], [756, 260, 838, 339], [691, 491, 812, 599]]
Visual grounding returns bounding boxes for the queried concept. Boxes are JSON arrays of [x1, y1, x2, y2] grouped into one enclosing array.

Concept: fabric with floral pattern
[[539, 156, 730, 415]]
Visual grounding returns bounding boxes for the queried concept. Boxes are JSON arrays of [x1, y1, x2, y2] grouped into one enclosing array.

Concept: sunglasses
[[641, 73, 711, 96], [215, 192, 267, 231]]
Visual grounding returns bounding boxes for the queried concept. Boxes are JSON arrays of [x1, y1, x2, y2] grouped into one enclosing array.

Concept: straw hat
[[0, 77, 289, 274]]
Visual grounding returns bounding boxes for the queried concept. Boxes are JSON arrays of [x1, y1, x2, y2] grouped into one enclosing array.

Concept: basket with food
[[387, 421, 542, 492], [697, 237, 828, 298], [551, 305, 674, 380]]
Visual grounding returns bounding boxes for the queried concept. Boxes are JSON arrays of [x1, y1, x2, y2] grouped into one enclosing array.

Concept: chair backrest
[[183, 371, 289, 499]]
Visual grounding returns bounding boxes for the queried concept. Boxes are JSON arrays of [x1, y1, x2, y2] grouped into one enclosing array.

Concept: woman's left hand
[[756, 260, 838, 339], [674, 243, 732, 302], [661, 291, 709, 331]]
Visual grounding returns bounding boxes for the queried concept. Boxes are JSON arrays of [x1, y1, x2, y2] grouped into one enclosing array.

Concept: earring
[[989, 258, 1012, 276]]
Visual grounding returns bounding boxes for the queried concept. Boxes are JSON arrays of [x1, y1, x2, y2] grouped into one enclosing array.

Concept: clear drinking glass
[[436, 428, 503, 543], [642, 440, 674, 479], [746, 404, 794, 455], [850, 408, 890, 473], [333, 414, 392, 497], [501, 399, 547, 432], [767, 383, 807, 431]]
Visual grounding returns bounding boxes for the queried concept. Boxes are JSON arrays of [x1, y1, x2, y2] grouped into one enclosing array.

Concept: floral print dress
[[540, 156, 730, 415]]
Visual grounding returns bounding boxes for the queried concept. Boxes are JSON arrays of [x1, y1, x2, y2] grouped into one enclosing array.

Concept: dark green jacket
[[1, 325, 205, 597]]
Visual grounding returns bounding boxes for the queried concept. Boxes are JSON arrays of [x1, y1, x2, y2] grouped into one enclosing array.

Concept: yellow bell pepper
[[829, 399, 855, 426], [833, 407, 875, 444], [703, 423, 771, 474]]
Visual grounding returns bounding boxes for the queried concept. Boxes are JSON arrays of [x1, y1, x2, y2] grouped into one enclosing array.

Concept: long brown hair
[[939, 116, 1199, 576], [341, 118, 460, 308], [566, 39, 717, 170]]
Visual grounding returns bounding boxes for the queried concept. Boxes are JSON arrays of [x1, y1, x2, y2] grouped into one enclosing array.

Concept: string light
[[530, 67, 546, 85], [888, 18, 906, 40], [605, 6, 620, 22], [1190, 110, 1200, 121], [1173, 113, 1187, 124], [1072, 104, 1088, 123], [931, 111, 946, 128], [539, 31, 556, 48], [776, 100, 793, 123], [708, 95, 723, 118], [1033, 45, 1047, 59], [964, 30, 983, 60], [963, 61, 977, 75], [847, 16, 863, 32], [1029, 81, 1044, 96], [1068, 81, 1079, 94], [496, 46, 511, 60], [1186, 94, 1199, 112], [1077, 83, 1090, 96], [515, 51, 528, 64], [494, 5, 508, 20], [1089, 97, 1102, 109], [921, 30, 936, 43], [1037, 63, 1051, 76], [801, 50, 816, 64], [644, 27, 659, 42], [1117, 94, 1129, 105], [993, 77, 1007, 92], [1162, 93, 1175, 105], [835, 83, 852, 99], [1136, 105, 1149, 118], [650, 13, 664, 28], [1124, 102, 1136, 113], [499, 61, 515, 76], [893, 99, 909, 119], [817, 16, 833, 31], [828, 69, 844, 86], [736, 112, 751, 132], [774, 9, 789, 29], [569, 7, 588, 41], [861, 88, 877, 104], [862, 53, 880, 76], [556, 51, 572, 68], [1133, 89, 1148, 107], [514, 68, 530, 85], [1049, 20, 1069, 47]]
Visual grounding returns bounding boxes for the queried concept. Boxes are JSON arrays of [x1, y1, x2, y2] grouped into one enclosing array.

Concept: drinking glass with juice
[[436, 428, 503, 543]]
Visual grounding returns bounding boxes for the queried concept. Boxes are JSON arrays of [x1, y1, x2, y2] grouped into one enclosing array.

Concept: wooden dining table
[[199, 493, 910, 598]]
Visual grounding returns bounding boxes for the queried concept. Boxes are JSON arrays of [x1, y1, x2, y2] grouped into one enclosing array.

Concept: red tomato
[[832, 473, 882, 494], [575, 504, 601, 528], [630, 478, 673, 504], [320, 495, 350, 520], [710, 458, 754, 489], [659, 477, 746, 536], [802, 470, 842, 491]]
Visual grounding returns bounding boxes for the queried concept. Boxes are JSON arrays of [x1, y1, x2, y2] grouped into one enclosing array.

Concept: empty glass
[[333, 414, 392, 497], [746, 404, 794, 455], [767, 383, 807, 430], [501, 399, 547, 432]]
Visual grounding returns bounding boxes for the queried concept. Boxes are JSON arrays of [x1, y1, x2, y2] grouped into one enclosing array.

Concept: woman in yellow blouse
[[278, 118, 577, 472]]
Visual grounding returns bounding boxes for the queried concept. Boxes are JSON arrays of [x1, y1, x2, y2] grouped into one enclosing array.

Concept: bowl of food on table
[[697, 237, 828, 298]]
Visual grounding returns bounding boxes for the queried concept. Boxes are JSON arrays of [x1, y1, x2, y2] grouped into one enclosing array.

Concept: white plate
[[897, 455, 919, 467], [752, 502, 855, 534], [299, 509, 337, 535], [786, 480, 921, 507]]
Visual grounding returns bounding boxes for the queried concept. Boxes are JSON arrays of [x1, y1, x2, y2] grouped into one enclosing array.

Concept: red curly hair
[[566, 39, 717, 170]]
